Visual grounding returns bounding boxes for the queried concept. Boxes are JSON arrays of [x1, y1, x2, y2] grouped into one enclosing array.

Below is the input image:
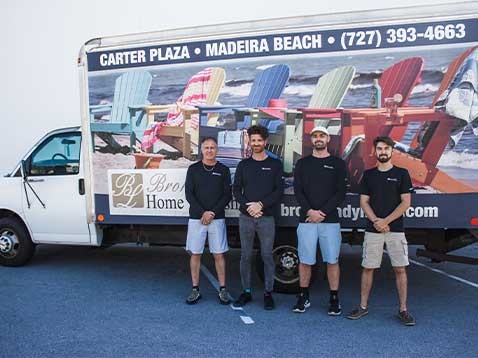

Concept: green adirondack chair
[[284, 65, 356, 172], [90, 70, 153, 153]]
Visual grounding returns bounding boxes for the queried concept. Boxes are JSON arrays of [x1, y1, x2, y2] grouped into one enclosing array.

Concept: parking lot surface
[[2, 243, 478, 357]]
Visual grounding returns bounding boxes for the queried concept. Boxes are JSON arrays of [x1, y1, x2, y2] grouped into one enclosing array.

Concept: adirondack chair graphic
[[90, 70, 152, 153], [271, 65, 356, 173], [141, 67, 226, 159], [342, 46, 478, 193], [198, 64, 290, 166]]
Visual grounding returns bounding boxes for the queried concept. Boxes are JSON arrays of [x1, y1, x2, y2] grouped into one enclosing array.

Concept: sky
[[0, 0, 466, 173]]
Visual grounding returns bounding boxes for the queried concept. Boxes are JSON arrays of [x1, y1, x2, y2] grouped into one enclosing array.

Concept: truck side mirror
[[21, 160, 28, 179]]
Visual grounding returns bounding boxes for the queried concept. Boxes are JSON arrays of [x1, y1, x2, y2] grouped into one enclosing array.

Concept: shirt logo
[[387, 177, 398, 182], [262, 167, 271, 171], [212, 172, 222, 176], [323, 165, 334, 169]]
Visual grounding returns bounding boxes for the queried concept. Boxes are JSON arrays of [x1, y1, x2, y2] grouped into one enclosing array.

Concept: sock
[[330, 290, 339, 302], [193, 285, 199, 291], [299, 286, 309, 299], [244, 288, 251, 294]]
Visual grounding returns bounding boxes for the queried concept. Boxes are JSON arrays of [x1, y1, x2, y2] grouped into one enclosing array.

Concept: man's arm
[[360, 194, 378, 223], [185, 167, 205, 215], [320, 160, 347, 215], [293, 160, 312, 213], [211, 167, 233, 215], [379, 193, 411, 227], [260, 161, 284, 208], [232, 162, 248, 207]]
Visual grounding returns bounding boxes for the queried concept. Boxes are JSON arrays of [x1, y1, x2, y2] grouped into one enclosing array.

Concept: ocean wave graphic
[[438, 150, 478, 169]]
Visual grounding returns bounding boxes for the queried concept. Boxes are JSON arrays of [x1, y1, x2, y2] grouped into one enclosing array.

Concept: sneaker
[[397, 310, 416, 326], [264, 292, 275, 310], [218, 288, 231, 305], [232, 292, 252, 308], [186, 288, 201, 305], [328, 300, 342, 316], [292, 294, 311, 313], [347, 306, 369, 320]]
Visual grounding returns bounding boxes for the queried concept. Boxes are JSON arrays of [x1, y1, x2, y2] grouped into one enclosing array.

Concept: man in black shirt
[[184, 137, 232, 305], [347, 136, 415, 326], [293, 126, 347, 315], [232, 125, 283, 310]]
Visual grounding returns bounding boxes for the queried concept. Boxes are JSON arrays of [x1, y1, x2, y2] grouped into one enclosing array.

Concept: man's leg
[[232, 214, 255, 307], [213, 253, 226, 287], [296, 223, 319, 307], [256, 216, 276, 293], [299, 264, 312, 287], [360, 268, 374, 309], [256, 216, 276, 310], [238, 214, 256, 291], [190, 254, 202, 286], [327, 263, 340, 290], [185, 219, 206, 304], [394, 266, 408, 312]]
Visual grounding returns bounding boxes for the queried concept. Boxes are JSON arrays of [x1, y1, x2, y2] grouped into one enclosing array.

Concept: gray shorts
[[185, 219, 228, 254], [362, 231, 409, 268]]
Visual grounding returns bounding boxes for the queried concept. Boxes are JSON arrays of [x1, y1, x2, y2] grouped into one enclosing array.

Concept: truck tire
[[256, 236, 301, 294], [0, 217, 35, 267]]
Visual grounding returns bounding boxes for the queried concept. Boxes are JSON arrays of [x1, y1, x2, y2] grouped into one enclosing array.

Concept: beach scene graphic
[[88, 45, 478, 194]]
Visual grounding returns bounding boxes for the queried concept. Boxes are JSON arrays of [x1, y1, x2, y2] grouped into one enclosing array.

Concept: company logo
[[323, 165, 334, 170], [111, 173, 144, 208], [387, 177, 398, 182]]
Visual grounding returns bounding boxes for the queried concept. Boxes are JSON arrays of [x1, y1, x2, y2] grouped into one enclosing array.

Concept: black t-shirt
[[185, 161, 232, 219], [294, 155, 347, 223], [233, 156, 284, 217], [359, 166, 413, 233]]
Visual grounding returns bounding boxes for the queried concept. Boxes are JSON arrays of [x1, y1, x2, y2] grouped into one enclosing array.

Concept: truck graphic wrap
[[86, 13, 478, 229]]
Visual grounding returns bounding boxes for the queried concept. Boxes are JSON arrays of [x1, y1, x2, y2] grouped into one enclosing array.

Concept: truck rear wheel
[[0, 217, 35, 267], [256, 236, 300, 294]]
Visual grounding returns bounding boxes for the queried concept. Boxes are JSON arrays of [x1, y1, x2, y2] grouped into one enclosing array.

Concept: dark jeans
[[239, 213, 275, 292]]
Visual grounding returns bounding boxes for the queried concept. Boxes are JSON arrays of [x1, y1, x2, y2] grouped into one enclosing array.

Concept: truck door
[[22, 131, 90, 243]]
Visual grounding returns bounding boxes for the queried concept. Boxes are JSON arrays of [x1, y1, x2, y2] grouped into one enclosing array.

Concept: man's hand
[[305, 209, 326, 223], [246, 202, 263, 217], [373, 218, 389, 233], [201, 211, 215, 225]]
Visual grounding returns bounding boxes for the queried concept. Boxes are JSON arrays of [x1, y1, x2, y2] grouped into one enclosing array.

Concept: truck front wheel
[[0, 217, 35, 267]]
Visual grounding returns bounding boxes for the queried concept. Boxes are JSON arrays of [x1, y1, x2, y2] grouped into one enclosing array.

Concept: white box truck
[[1, 2, 478, 292]]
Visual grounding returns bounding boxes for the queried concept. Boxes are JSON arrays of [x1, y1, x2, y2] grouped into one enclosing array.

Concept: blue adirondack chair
[[90, 70, 153, 152]]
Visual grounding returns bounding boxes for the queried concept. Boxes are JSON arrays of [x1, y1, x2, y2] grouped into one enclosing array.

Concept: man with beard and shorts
[[232, 125, 283, 310], [185, 137, 232, 305], [347, 136, 415, 326], [292, 126, 347, 315]]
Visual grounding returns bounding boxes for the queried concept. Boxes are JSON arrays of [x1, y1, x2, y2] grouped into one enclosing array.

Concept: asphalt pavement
[[1, 242, 477, 357]]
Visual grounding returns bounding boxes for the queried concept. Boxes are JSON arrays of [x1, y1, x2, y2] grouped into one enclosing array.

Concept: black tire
[[256, 235, 301, 294], [0, 217, 35, 267]]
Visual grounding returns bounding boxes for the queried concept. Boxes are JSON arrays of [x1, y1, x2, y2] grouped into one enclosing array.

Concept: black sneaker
[[292, 294, 311, 313], [186, 288, 201, 305], [218, 288, 231, 305], [232, 292, 252, 308], [264, 292, 275, 310], [347, 306, 369, 320], [397, 310, 416, 326], [328, 300, 342, 316]]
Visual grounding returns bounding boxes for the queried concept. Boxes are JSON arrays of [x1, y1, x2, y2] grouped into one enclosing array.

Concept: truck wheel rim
[[273, 245, 300, 284], [0, 230, 19, 258]]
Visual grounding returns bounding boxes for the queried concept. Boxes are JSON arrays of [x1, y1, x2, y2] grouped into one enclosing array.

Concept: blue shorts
[[297, 223, 342, 264]]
